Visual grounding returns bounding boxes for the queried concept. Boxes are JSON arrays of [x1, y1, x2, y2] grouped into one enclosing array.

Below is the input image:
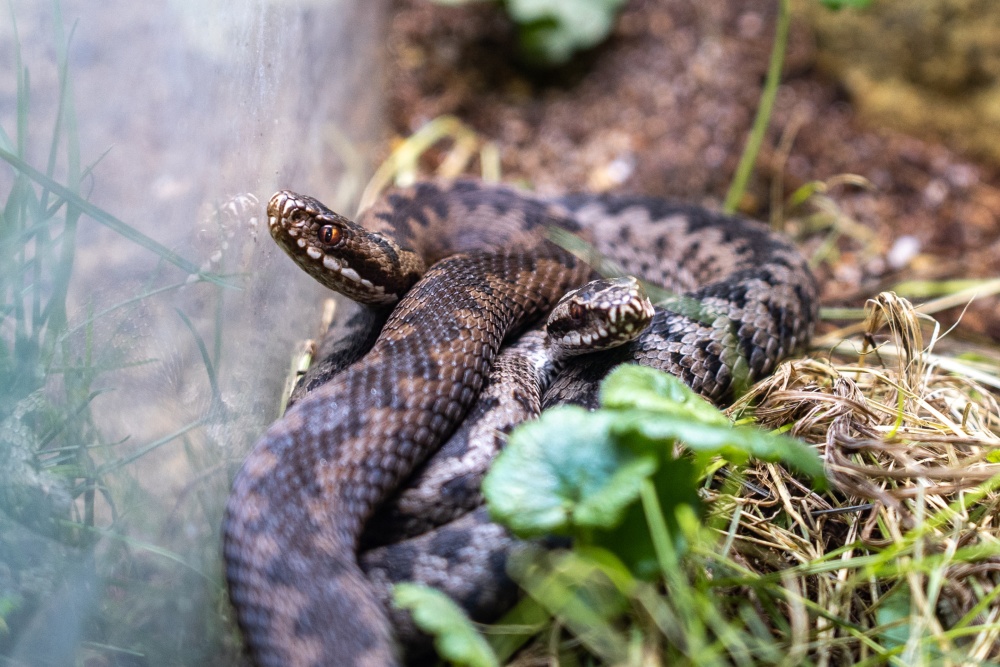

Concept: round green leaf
[[483, 406, 657, 536], [507, 0, 627, 65], [599, 364, 730, 426]]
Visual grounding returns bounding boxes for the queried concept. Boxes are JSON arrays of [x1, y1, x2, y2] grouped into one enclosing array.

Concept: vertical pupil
[[321, 226, 335, 244]]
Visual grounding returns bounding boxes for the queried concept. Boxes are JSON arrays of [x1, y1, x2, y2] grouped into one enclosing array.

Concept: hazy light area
[[1, 0, 385, 662]]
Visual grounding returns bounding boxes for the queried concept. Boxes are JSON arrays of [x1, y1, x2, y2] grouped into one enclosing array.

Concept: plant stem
[[723, 0, 790, 214]]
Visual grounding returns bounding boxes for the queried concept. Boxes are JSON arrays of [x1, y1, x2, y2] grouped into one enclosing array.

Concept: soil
[[382, 0, 1000, 340]]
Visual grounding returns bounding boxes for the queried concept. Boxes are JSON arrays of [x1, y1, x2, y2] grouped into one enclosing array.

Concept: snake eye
[[569, 302, 585, 321], [319, 225, 341, 245]]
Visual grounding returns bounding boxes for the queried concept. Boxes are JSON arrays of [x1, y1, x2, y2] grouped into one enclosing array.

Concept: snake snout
[[266, 190, 298, 221], [546, 276, 654, 353]]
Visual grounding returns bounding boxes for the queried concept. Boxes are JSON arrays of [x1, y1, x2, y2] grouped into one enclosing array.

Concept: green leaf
[[0, 593, 22, 634], [505, 0, 628, 65], [873, 584, 944, 662], [393, 584, 500, 667], [600, 364, 730, 426], [595, 456, 702, 578], [485, 595, 552, 663], [599, 365, 825, 488], [611, 408, 827, 489], [874, 585, 910, 651], [0, 147, 227, 286], [483, 407, 657, 536]]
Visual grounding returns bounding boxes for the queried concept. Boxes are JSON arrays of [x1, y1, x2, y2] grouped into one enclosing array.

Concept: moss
[[803, 0, 1000, 163]]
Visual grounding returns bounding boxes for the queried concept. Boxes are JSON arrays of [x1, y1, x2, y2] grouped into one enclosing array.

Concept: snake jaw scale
[[340, 267, 363, 283]]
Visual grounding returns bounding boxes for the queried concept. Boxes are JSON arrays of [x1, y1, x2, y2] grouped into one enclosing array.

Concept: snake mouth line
[[554, 329, 609, 347], [302, 244, 379, 291], [268, 211, 390, 300]]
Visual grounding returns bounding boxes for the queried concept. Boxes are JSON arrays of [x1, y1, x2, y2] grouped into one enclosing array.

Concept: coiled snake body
[[223, 181, 818, 666]]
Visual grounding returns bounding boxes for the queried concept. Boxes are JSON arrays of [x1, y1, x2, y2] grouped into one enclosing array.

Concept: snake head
[[268, 191, 425, 305], [545, 276, 655, 354]]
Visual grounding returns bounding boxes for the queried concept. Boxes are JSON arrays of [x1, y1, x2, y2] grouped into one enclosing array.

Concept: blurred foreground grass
[[1, 6, 241, 664]]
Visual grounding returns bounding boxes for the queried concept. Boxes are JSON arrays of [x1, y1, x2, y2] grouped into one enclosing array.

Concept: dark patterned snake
[[357, 274, 653, 658], [360, 275, 654, 545], [222, 180, 818, 666]]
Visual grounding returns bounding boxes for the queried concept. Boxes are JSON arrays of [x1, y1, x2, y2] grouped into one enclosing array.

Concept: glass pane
[[0, 0, 385, 663]]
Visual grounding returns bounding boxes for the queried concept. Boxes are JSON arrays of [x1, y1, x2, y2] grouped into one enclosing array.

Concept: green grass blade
[[723, 0, 789, 213], [0, 146, 227, 285], [175, 307, 221, 403], [96, 416, 207, 475]]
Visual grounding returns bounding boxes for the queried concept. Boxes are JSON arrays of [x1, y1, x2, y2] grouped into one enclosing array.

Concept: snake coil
[[223, 181, 818, 666]]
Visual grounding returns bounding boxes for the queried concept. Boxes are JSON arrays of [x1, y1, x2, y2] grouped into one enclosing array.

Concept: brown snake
[[358, 275, 654, 658], [360, 276, 654, 545], [222, 181, 818, 666]]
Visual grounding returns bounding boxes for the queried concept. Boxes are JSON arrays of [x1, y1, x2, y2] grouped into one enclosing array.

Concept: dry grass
[[723, 292, 1000, 664]]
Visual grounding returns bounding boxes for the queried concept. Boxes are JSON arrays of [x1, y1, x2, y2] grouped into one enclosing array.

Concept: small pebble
[[887, 235, 922, 270]]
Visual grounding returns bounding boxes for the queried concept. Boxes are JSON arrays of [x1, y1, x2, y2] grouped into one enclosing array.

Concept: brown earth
[[382, 0, 1000, 340]]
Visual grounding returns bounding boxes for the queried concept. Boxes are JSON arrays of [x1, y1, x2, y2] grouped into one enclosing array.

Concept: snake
[[356, 275, 653, 658], [361, 275, 654, 546], [222, 180, 818, 666], [274, 274, 654, 659]]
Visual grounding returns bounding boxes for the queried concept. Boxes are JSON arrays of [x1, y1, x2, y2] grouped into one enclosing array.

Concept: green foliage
[[2, 0, 98, 552], [506, 546, 635, 662], [504, 0, 628, 66], [394, 584, 500, 667], [432, 0, 869, 69], [429, 0, 627, 66], [485, 365, 825, 551], [1, 4, 234, 664], [818, 0, 874, 9], [873, 585, 912, 651], [872, 584, 947, 664], [725, 0, 875, 212], [482, 407, 657, 537], [446, 365, 826, 663], [600, 364, 732, 425], [409, 365, 829, 663]]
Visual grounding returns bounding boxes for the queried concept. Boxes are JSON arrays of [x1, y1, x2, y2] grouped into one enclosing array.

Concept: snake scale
[[223, 180, 818, 666]]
